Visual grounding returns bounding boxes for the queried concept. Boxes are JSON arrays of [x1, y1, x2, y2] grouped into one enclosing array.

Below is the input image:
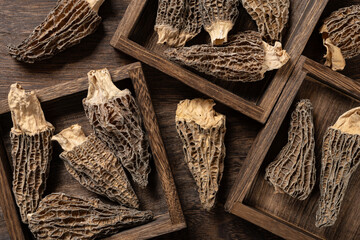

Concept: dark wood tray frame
[[0, 62, 186, 240], [225, 56, 360, 240], [110, 0, 329, 124]]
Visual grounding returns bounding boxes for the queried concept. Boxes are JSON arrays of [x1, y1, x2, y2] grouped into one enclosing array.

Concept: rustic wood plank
[[129, 65, 185, 225], [112, 36, 266, 123]]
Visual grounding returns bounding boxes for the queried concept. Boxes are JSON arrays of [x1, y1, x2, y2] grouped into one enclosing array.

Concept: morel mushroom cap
[[165, 31, 289, 82], [27, 193, 153, 240], [241, 0, 290, 43], [155, 0, 202, 47], [265, 99, 316, 200], [201, 0, 240, 45], [8, 83, 54, 223], [316, 107, 360, 228], [320, 4, 360, 71], [52, 124, 140, 208], [8, 0, 104, 63], [176, 99, 226, 211], [83, 68, 151, 188]]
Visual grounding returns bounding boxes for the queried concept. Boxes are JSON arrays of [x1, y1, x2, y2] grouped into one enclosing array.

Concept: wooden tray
[[225, 56, 360, 240], [110, 0, 328, 124], [0, 62, 186, 240]]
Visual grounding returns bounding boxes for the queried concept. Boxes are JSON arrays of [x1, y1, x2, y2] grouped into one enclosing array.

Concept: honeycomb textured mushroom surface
[[265, 99, 316, 200], [155, 0, 202, 47], [8, 0, 104, 63], [83, 68, 151, 188], [201, 0, 240, 45], [320, 4, 360, 71], [241, 0, 290, 43], [165, 31, 289, 82], [27, 193, 153, 240], [52, 124, 139, 208], [316, 107, 360, 228], [176, 99, 226, 211], [8, 83, 54, 223]]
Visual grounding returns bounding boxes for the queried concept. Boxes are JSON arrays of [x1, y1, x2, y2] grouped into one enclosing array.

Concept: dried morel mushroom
[[8, 0, 104, 63], [155, 0, 202, 47], [320, 4, 360, 71], [241, 0, 290, 43], [8, 83, 54, 223], [52, 124, 139, 209], [316, 107, 360, 228], [28, 193, 153, 239], [165, 31, 290, 82], [176, 99, 226, 211], [201, 0, 240, 45], [83, 68, 151, 188], [265, 100, 316, 200]]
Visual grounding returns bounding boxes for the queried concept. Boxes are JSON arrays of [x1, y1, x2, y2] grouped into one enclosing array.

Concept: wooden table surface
[[0, 0, 358, 239]]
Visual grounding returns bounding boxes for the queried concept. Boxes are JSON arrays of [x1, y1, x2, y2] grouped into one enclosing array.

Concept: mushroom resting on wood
[[175, 98, 226, 211], [28, 193, 153, 240], [83, 68, 151, 188], [8, 83, 54, 223], [52, 124, 139, 209], [265, 99, 316, 200], [320, 4, 360, 71], [8, 0, 105, 63], [165, 31, 290, 82], [316, 107, 360, 228]]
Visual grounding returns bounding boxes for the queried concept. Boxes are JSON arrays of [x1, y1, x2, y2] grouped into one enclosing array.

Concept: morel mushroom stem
[[52, 124, 140, 208], [316, 107, 360, 228], [320, 5, 360, 71], [165, 31, 290, 82], [83, 68, 151, 188], [176, 99, 226, 211], [205, 21, 234, 46], [8, 83, 54, 223], [265, 99, 316, 200], [8, 0, 104, 63], [28, 193, 153, 240]]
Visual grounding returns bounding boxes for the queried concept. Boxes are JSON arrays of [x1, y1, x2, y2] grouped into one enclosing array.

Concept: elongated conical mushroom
[[165, 31, 290, 82], [8, 83, 54, 223], [241, 0, 290, 43], [52, 124, 139, 208], [176, 99, 226, 211], [201, 0, 240, 45], [83, 68, 151, 188], [8, 0, 105, 63], [320, 4, 360, 71], [28, 193, 153, 240], [155, 0, 202, 47], [265, 100, 316, 200], [316, 107, 360, 228]]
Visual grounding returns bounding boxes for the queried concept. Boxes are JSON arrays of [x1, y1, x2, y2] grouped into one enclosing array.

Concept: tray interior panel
[[243, 76, 360, 239], [0, 79, 169, 217], [127, 0, 302, 104]]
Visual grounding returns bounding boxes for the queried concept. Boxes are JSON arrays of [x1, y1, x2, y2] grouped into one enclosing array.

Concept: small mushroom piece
[[265, 100, 316, 200], [165, 31, 290, 82], [8, 83, 54, 223], [52, 124, 139, 209], [155, 0, 202, 47], [176, 99, 226, 211], [201, 0, 240, 45], [83, 68, 151, 188], [27, 193, 153, 240], [320, 4, 360, 71], [315, 107, 360, 228], [241, 0, 290, 43], [8, 0, 104, 63]]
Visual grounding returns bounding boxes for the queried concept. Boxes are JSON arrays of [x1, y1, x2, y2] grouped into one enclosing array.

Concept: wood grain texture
[[111, 0, 329, 124], [226, 55, 360, 240]]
